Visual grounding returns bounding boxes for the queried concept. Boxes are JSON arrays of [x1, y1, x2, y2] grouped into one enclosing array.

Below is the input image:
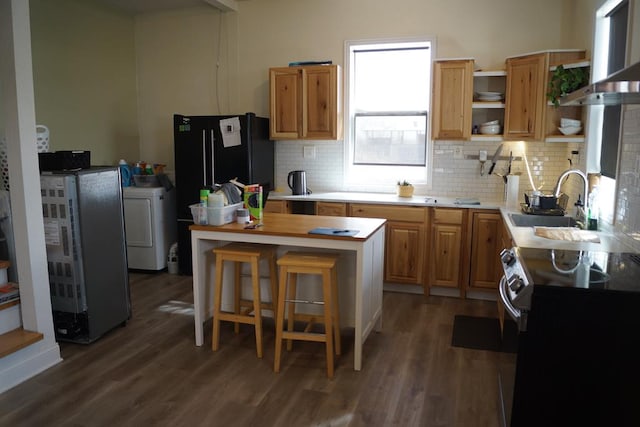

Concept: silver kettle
[[287, 170, 310, 195]]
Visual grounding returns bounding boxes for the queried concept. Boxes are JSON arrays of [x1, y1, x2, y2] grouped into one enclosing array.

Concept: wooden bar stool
[[274, 251, 341, 378], [211, 242, 278, 358]]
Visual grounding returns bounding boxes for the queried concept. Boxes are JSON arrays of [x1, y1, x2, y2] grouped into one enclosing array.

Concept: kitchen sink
[[509, 213, 578, 228]]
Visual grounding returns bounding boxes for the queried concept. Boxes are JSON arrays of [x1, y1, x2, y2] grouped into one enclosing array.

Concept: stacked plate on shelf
[[475, 91, 504, 101], [558, 117, 582, 135]]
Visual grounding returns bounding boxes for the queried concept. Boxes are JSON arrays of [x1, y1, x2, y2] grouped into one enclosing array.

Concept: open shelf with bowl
[[544, 58, 590, 143], [472, 69, 506, 141]]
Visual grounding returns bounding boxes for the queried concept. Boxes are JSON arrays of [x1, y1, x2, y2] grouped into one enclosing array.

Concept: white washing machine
[[123, 186, 176, 270]]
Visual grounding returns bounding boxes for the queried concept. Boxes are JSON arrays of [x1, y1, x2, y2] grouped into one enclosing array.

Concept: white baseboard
[[0, 341, 61, 394]]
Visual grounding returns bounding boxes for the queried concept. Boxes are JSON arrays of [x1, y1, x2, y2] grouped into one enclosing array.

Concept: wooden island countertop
[[190, 212, 386, 241], [189, 212, 387, 371]]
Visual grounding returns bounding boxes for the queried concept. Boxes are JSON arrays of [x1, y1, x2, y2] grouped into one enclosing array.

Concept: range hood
[[560, 60, 640, 106]]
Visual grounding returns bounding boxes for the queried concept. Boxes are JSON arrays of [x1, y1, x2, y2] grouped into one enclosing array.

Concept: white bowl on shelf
[[558, 126, 582, 135], [479, 124, 502, 135], [481, 120, 500, 126], [561, 118, 581, 127]]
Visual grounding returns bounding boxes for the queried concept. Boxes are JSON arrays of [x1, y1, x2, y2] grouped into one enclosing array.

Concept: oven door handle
[[499, 275, 522, 323]]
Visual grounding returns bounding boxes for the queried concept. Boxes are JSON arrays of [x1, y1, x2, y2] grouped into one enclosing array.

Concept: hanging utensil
[[488, 144, 503, 175]]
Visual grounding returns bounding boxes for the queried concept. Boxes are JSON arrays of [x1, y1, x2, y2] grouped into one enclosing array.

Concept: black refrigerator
[[174, 113, 274, 274]]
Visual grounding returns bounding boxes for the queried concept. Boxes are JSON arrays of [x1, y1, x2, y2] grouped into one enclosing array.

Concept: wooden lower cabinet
[[429, 208, 468, 294], [263, 199, 291, 214], [349, 203, 428, 286], [430, 223, 464, 289], [316, 201, 347, 216], [385, 221, 426, 284], [467, 210, 503, 293]]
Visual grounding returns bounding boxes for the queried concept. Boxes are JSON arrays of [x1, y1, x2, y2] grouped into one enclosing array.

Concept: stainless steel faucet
[[553, 168, 589, 216]]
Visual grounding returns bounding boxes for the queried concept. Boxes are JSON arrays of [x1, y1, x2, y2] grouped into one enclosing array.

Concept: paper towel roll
[[505, 175, 520, 209]]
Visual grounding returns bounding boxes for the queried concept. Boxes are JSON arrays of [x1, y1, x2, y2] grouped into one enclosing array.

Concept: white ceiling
[[96, 0, 213, 14]]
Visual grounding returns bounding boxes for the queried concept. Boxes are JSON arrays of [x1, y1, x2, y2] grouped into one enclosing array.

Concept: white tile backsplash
[[276, 138, 585, 204], [275, 140, 344, 193], [615, 106, 640, 251], [275, 110, 640, 252]]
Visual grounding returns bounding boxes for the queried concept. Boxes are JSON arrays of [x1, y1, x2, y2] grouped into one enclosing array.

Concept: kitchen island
[[190, 213, 386, 371]]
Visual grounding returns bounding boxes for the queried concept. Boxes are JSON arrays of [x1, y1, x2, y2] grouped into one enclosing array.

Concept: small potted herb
[[397, 180, 414, 198], [547, 64, 590, 107]]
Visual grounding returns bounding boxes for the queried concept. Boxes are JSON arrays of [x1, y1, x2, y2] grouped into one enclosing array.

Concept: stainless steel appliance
[[498, 246, 640, 427], [174, 113, 274, 274], [41, 167, 131, 343], [561, 60, 640, 106], [287, 170, 310, 195], [123, 186, 176, 270]]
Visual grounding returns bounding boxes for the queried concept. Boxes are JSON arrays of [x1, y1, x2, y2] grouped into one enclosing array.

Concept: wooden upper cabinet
[[504, 54, 547, 140], [432, 59, 474, 140], [269, 68, 300, 139], [269, 65, 342, 140]]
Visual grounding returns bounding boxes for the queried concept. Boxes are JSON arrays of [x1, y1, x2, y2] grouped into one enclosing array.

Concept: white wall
[[134, 6, 236, 167], [133, 0, 573, 173], [30, 0, 139, 166]]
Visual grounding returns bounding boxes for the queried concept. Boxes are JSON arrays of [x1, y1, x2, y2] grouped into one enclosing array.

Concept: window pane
[[353, 114, 427, 166], [354, 48, 430, 112]]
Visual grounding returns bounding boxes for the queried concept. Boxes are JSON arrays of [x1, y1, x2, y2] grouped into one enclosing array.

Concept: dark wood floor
[[0, 272, 508, 427]]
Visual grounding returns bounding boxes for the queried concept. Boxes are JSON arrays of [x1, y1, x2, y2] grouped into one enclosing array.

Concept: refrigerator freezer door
[[211, 114, 274, 191], [174, 115, 213, 220]]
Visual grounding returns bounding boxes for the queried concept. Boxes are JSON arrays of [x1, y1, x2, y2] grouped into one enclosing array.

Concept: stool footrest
[[285, 298, 325, 305], [217, 312, 260, 325], [239, 299, 275, 312], [282, 330, 327, 343]]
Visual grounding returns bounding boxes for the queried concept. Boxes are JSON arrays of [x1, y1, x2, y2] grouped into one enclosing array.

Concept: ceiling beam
[[203, 0, 238, 12]]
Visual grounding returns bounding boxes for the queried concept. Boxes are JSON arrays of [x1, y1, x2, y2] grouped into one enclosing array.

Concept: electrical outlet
[[453, 146, 463, 159], [303, 145, 316, 159]]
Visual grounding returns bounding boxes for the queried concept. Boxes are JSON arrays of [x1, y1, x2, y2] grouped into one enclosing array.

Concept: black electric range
[[518, 247, 640, 292], [499, 247, 640, 427]]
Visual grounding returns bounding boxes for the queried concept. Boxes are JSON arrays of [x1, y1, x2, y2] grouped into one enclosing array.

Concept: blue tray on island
[[308, 227, 359, 237]]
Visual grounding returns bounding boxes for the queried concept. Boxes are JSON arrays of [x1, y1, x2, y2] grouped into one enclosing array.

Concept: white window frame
[[342, 36, 436, 193], [586, 0, 630, 226], [586, 0, 629, 174]]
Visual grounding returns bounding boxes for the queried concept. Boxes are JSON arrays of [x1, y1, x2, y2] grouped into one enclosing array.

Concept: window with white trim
[[344, 38, 434, 192], [587, 0, 629, 226]]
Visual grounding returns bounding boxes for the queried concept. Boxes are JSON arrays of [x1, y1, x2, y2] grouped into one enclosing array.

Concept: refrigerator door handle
[[201, 129, 207, 186], [210, 129, 215, 186]]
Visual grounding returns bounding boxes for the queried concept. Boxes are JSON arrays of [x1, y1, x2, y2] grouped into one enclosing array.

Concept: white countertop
[[269, 191, 504, 209], [270, 191, 639, 253], [500, 207, 638, 253]]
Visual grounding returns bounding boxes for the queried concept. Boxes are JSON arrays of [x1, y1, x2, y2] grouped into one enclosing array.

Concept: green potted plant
[[546, 65, 590, 107], [397, 180, 414, 198]]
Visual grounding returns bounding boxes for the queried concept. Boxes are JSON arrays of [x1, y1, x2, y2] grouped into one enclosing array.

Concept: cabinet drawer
[[432, 208, 465, 225], [263, 200, 290, 214], [316, 202, 347, 217], [349, 204, 427, 223]]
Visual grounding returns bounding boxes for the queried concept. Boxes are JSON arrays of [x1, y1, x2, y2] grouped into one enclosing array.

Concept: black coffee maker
[[287, 170, 310, 195]]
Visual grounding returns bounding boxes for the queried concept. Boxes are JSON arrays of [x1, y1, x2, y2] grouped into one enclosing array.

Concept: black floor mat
[[451, 315, 517, 353]]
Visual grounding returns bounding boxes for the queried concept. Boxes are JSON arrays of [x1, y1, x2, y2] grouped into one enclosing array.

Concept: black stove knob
[[508, 274, 524, 293], [501, 251, 516, 266]]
